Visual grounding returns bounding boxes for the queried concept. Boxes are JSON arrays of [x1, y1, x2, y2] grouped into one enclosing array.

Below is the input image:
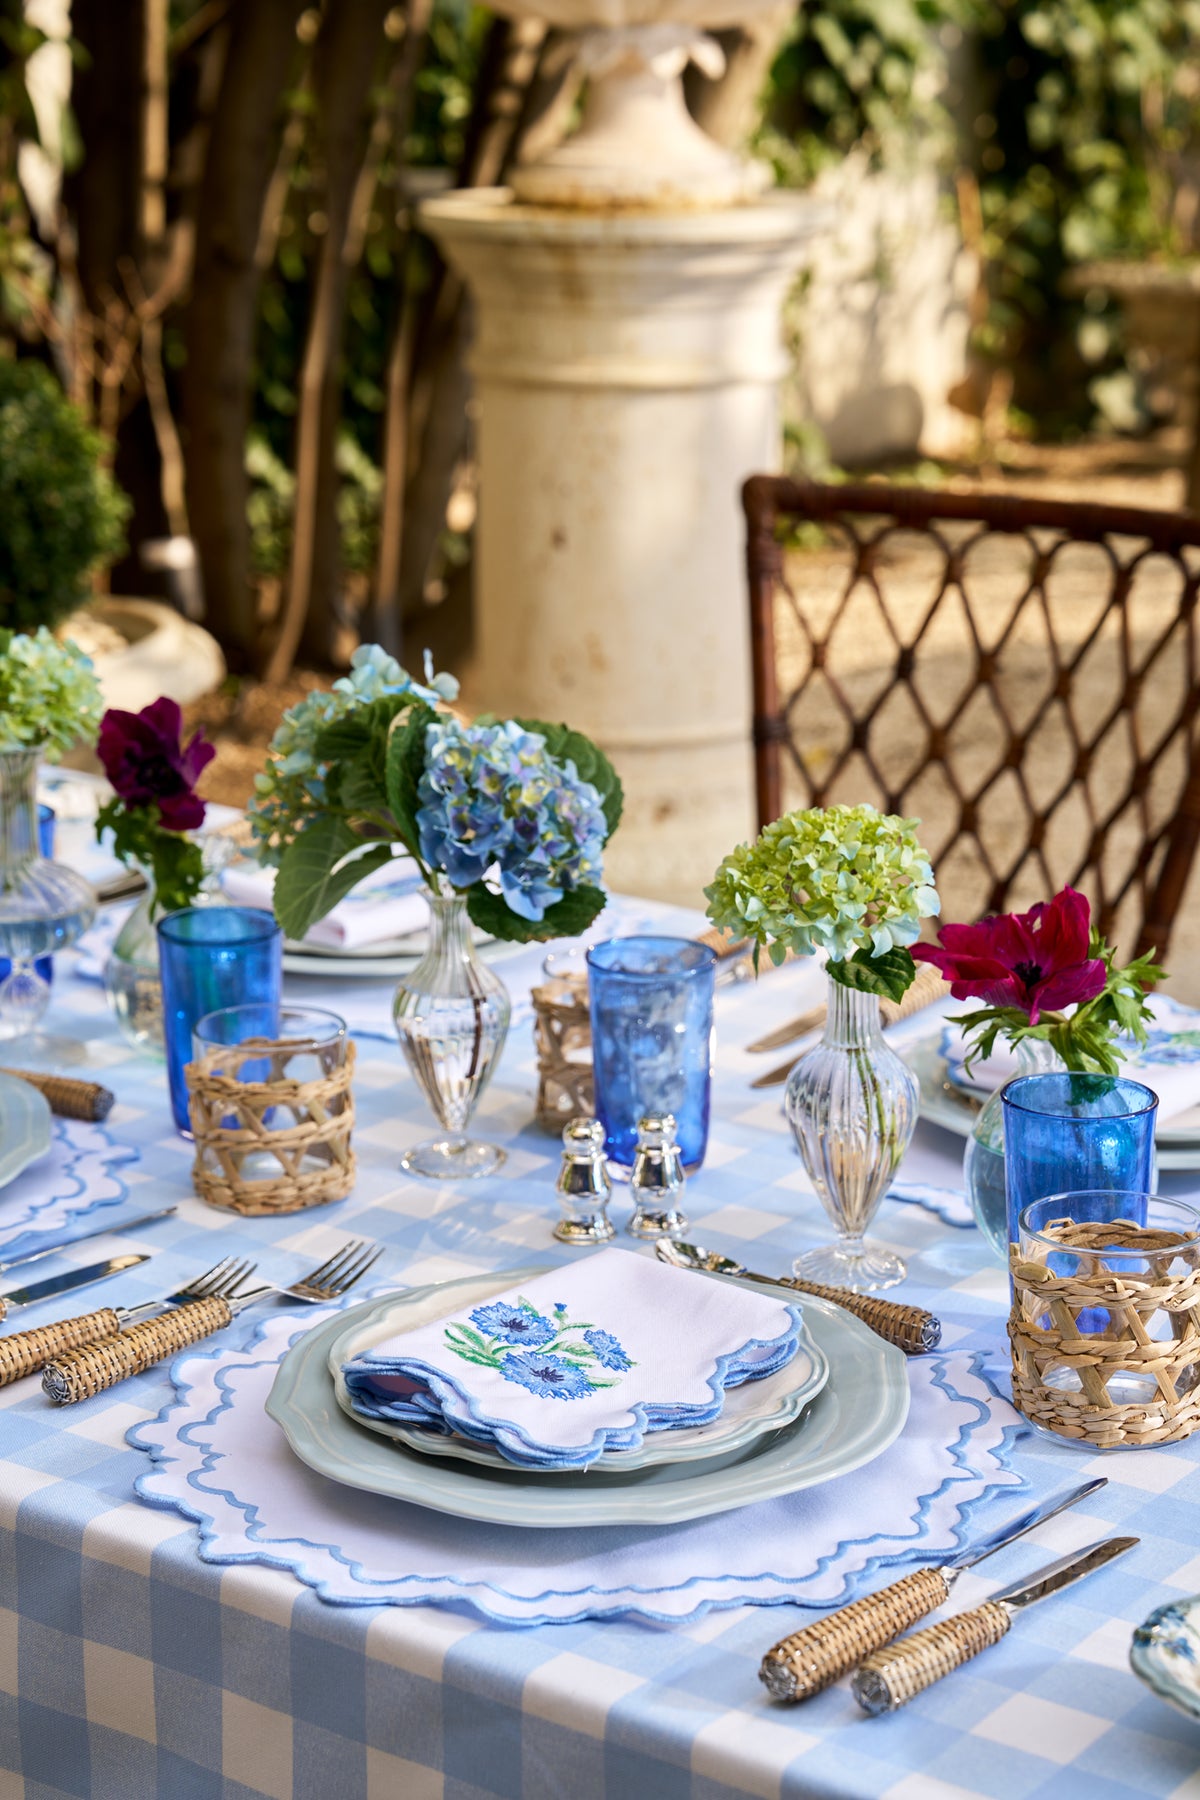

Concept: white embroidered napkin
[[941, 994, 1200, 1125], [221, 854, 429, 949], [341, 1249, 804, 1469]]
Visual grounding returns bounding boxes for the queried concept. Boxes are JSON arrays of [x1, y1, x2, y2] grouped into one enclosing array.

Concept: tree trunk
[[179, 0, 306, 670], [283, 0, 393, 675]]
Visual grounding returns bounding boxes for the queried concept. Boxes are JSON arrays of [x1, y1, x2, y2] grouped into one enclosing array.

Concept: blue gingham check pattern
[[4, 898, 1200, 1798]]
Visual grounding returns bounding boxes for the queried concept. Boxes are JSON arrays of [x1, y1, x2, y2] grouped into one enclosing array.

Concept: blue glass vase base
[[400, 1136, 507, 1181], [792, 1239, 907, 1293]]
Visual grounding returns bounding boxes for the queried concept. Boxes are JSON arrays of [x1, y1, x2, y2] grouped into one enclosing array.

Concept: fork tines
[[180, 1256, 257, 1301], [296, 1238, 383, 1301]]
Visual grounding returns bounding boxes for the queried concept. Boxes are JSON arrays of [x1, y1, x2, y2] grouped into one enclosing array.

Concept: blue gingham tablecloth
[[3, 897, 1200, 1800]]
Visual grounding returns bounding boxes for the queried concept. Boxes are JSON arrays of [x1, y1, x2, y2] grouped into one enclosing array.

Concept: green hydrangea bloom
[[248, 645, 459, 865], [705, 803, 939, 965], [0, 627, 103, 757]]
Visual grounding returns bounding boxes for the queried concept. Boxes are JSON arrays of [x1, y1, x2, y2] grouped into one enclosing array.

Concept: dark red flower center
[[1014, 959, 1043, 993]]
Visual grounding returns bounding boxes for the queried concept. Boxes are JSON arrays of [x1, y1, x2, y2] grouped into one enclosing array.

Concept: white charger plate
[[329, 1267, 830, 1472], [265, 1271, 909, 1528], [281, 934, 527, 980], [0, 1072, 52, 1191]]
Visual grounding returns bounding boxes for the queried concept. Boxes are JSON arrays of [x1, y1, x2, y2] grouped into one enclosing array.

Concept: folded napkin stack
[[342, 1248, 804, 1469], [942, 994, 1200, 1125], [222, 854, 429, 949]]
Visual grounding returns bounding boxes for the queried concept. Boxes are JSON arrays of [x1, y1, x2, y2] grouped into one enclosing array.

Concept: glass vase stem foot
[[792, 1237, 906, 1293], [400, 1136, 507, 1181]]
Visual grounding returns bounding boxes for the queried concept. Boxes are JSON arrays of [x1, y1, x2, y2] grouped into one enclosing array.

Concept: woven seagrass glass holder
[[1009, 1192, 1200, 1450], [186, 1004, 355, 1215], [532, 971, 594, 1133]]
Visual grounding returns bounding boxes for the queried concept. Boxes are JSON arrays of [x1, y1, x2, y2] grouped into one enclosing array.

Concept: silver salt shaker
[[628, 1112, 688, 1240], [554, 1117, 615, 1244]]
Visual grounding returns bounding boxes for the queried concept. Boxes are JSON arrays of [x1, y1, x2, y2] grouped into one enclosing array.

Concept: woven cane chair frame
[[744, 476, 1200, 960]]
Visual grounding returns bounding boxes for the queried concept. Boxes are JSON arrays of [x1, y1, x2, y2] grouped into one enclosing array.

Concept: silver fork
[[42, 1244, 385, 1404], [266, 1239, 383, 1305], [0, 1256, 257, 1388]]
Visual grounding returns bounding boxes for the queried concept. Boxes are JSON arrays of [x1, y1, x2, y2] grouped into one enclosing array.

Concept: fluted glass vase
[[392, 893, 512, 1180], [0, 746, 95, 1040], [784, 973, 919, 1291], [963, 1036, 1063, 1262]]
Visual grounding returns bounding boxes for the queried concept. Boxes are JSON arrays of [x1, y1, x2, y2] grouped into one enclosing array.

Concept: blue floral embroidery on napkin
[[445, 1297, 636, 1397], [500, 1352, 595, 1400]]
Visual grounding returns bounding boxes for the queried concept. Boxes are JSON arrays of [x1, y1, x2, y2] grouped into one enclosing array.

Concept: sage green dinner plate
[[0, 1071, 52, 1191], [266, 1269, 909, 1528], [328, 1268, 830, 1473]]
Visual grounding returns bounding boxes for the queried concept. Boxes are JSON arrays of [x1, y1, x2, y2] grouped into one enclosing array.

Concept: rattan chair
[[743, 476, 1200, 961]]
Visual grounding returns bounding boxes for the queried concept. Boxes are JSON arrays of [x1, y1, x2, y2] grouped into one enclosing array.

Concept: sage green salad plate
[[0, 1071, 52, 1191], [266, 1267, 909, 1528], [328, 1268, 831, 1473]]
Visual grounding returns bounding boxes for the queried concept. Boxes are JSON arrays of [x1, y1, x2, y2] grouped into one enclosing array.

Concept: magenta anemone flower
[[97, 696, 215, 832], [912, 886, 1106, 1024]]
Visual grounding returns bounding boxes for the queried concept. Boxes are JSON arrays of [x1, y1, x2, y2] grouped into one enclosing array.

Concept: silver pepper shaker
[[628, 1112, 688, 1239], [554, 1117, 615, 1245]]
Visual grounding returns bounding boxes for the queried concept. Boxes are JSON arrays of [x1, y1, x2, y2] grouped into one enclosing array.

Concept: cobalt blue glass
[[158, 906, 282, 1134], [1001, 1073, 1158, 1267], [0, 805, 55, 990], [586, 936, 716, 1171]]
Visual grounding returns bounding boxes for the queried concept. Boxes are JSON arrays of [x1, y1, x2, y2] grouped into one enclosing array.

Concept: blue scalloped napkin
[[341, 1248, 804, 1470]]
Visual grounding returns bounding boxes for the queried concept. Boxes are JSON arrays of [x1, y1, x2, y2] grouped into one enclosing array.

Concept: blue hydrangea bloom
[[582, 1328, 632, 1372], [469, 1302, 555, 1347], [500, 1352, 594, 1400], [415, 718, 607, 922]]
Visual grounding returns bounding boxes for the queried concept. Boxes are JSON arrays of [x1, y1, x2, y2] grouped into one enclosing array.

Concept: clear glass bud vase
[[104, 867, 164, 1054], [0, 746, 95, 1039], [784, 972, 919, 1291], [964, 1036, 1064, 1261], [392, 893, 511, 1180]]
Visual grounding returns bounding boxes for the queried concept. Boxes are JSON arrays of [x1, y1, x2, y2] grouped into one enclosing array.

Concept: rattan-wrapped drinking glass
[[1009, 1191, 1200, 1449], [186, 1005, 355, 1214]]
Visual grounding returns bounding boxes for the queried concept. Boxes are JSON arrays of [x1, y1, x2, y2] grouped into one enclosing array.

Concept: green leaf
[[272, 815, 393, 940], [384, 701, 434, 857], [466, 882, 608, 944], [514, 717, 624, 840], [313, 714, 373, 764], [826, 944, 916, 1003]]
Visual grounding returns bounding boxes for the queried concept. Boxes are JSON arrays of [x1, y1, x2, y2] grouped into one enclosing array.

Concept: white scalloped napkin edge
[[129, 1302, 1024, 1626]]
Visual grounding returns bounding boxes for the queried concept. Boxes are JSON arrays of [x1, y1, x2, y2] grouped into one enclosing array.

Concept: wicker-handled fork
[[0, 1256, 256, 1388], [42, 1240, 383, 1404]]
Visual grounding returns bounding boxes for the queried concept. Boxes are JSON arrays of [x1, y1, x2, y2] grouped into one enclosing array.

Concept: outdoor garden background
[[4, 0, 1200, 990]]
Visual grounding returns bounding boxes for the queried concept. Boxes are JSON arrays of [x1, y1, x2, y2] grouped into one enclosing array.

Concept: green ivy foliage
[[0, 360, 130, 631]]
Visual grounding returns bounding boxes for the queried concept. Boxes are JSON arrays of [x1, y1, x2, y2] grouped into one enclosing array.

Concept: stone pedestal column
[[421, 189, 823, 904]]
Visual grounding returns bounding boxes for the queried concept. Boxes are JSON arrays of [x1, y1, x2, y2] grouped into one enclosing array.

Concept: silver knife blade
[[947, 1478, 1109, 1572], [990, 1535, 1138, 1610], [0, 1206, 178, 1277], [1, 1252, 149, 1310]]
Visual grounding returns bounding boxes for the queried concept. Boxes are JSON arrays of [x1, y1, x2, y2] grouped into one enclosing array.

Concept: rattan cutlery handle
[[775, 1279, 940, 1355], [41, 1297, 234, 1403], [760, 1567, 951, 1701], [0, 1067, 115, 1122], [0, 1308, 122, 1385], [851, 1602, 1012, 1714]]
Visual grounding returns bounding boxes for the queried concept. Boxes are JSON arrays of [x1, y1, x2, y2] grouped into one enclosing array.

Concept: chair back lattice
[[743, 477, 1200, 962]]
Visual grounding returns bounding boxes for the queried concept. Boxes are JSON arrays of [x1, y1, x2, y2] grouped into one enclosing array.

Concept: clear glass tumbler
[[586, 936, 716, 1172], [191, 1004, 349, 1189]]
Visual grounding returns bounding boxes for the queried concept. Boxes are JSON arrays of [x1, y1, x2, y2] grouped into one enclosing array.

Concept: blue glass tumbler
[[1001, 1073, 1158, 1263], [0, 805, 55, 989], [158, 907, 283, 1134], [586, 936, 716, 1171]]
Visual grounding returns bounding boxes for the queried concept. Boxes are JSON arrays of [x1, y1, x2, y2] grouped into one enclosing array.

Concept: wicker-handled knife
[[759, 1478, 1107, 1701], [850, 1536, 1136, 1714], [656, 1239, 940, 1356]]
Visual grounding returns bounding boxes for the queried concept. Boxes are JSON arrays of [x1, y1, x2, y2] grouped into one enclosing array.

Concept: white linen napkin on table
[[941, 994, 1200, 1125], [221, 854, 430, 949], [341, 1248, 804, 1470]]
